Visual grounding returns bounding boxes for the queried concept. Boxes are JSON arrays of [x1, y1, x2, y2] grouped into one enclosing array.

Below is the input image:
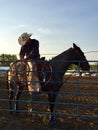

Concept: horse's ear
[[73, 43, 79, 49], [73, 43, 81, 52], [73, 43, 77, 48]]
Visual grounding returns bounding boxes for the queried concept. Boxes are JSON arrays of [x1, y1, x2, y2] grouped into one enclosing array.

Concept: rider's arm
[[26, 39, 40, 59], [19, 46, 25, 60]]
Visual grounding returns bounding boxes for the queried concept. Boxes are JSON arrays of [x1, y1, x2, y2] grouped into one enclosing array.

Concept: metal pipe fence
[[0, 60, 98, 118]]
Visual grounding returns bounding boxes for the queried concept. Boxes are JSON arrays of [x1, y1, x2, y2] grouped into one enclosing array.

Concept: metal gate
[[0, 60, 98, 118]]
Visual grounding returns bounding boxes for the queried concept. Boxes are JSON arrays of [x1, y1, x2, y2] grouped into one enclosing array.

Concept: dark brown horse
[[7, 43, 90, 123]]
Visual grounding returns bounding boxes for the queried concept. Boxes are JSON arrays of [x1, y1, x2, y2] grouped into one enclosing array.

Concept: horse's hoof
[[32, 91, 42, 95], [49, 119, 56, 126]]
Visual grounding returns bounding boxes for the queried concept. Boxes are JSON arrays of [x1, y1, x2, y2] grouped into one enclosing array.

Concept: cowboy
[[18, 32, 40, 60], [18, 32, 41, 93]]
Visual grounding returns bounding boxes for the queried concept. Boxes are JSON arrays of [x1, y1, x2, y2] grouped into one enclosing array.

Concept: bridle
[[10, 60, 31, 80]]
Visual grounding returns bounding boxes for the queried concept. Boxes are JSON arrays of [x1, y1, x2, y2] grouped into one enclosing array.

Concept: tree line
[[0, 54, 98, 70], [69, 63, 98, 70], [0, 54, 17, 66]]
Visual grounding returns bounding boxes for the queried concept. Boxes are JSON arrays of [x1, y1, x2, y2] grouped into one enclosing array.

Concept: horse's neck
[[51, 48, 75, 74]]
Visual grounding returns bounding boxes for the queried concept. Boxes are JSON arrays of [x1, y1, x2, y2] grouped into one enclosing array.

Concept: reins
[[33, 61, 53, 86], [9, 60, 83, 87], [63, 70, 77, 83]]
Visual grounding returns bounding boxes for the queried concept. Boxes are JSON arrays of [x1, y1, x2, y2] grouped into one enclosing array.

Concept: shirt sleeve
[[19, 46, 25, 59]]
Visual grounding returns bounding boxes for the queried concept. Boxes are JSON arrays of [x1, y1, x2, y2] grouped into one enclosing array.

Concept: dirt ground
[[0, 75, 98, 130]]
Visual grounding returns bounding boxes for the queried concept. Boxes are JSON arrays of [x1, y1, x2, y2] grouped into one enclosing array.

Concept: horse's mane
[[49, 47, 73, 61]]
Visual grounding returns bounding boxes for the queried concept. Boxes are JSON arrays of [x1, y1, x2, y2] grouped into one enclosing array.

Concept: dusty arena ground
[[0, 74, 98, 130]]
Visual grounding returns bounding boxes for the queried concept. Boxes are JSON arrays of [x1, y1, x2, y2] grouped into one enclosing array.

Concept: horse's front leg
[[7, 81, 14, 114], [8, 88, 20, 114], [48, 94, 57, 124], [9, 89, 13, 114], [7, 73, 14, 114], [14, 85, 22, 113], [14, 92, 19, 113]]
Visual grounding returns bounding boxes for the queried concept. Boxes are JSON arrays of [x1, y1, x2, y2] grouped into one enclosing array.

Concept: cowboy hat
[[18, 32, 32, 46]]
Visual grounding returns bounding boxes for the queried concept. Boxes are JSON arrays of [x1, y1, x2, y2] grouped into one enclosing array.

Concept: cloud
[[37, 28, 51, 35], [7, 24, 29, 30], [18, 24, 29, 28]]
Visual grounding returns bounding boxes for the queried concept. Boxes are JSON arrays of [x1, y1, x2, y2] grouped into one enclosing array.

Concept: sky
[[0, 0, 98, 60]]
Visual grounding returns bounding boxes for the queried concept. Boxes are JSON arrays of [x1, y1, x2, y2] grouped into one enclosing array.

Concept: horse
[[7, 43, 90, 123]]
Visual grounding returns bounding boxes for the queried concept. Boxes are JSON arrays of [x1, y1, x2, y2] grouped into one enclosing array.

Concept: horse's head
[[72, 43, 90, 71], [10, 61, 30, 83], [10, 60, 41, 94]]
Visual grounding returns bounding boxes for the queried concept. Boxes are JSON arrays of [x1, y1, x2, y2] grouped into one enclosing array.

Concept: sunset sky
[[0, 0, 98, 60]]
